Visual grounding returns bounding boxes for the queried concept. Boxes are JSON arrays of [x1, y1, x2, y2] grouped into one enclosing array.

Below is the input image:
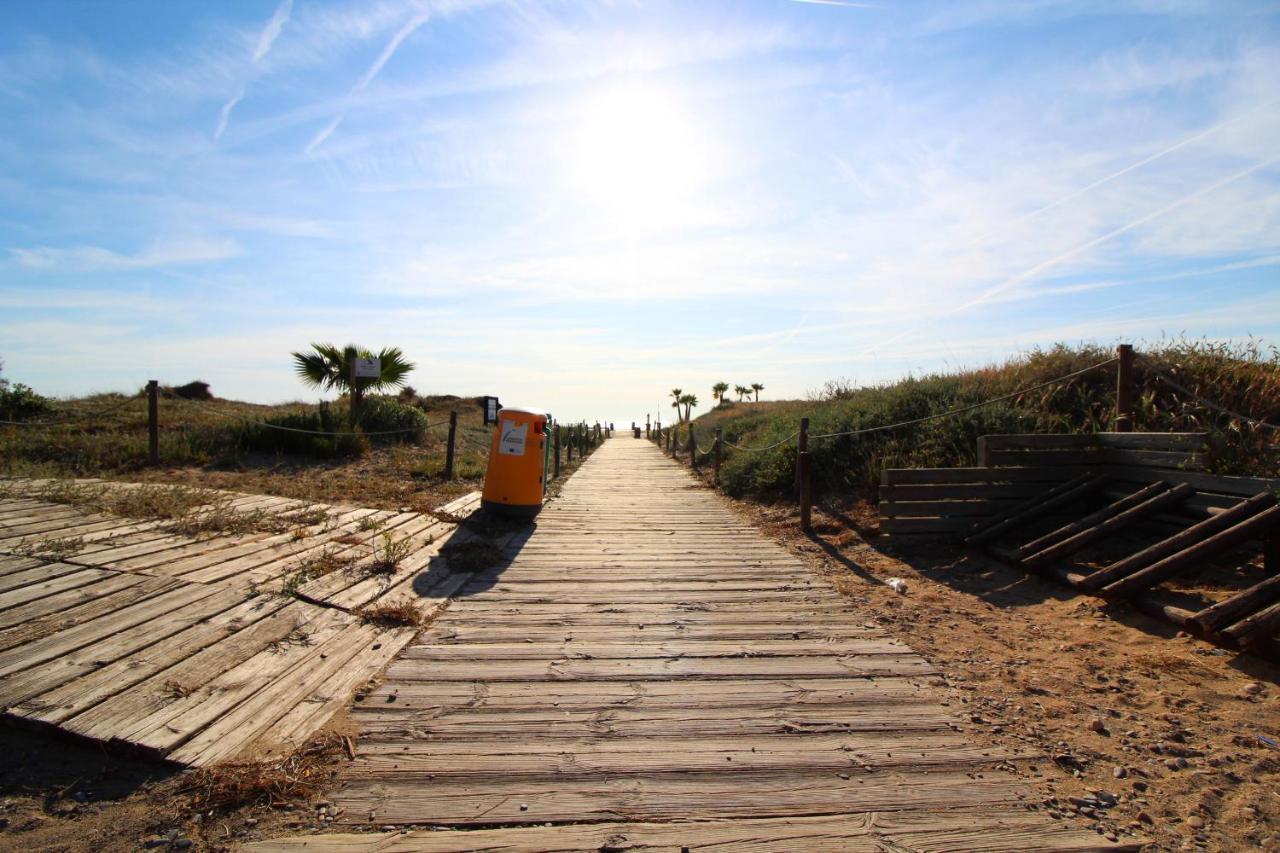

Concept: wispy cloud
[[354, 10, 430, 92], [305, 116, 343, 154], [10, 237, 241, 272], [214, 86, 244, 140], [254, 0, 294, 63]]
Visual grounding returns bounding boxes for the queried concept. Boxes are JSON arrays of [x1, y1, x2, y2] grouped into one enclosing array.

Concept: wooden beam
[[1079, 491, 1277, 592], [1221, 598, 1280, 648], [1187, 574, 1280, 636], [1101, 505, 1280, 600], [1015, 481, 1171, 559], [964, 474, 1105, 546], [1020, 483, 1195, 568]]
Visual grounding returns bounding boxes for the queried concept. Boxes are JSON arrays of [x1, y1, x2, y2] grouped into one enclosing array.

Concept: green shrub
[[240, 403, 369, 458], [0, 380, 51, 422], [355, 397, 428, 441], [708, 341, 1280, 501]]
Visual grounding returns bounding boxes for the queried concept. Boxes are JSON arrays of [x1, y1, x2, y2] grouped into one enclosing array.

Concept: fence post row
[[798, 416, 812, 532], [147, 379, 159, 465], [554, 424, 561, 477], [714, 428, 722, 485], [1116, 343, 1135, 433], [444, 410, 458, 479], [689, 423, 697, 468]]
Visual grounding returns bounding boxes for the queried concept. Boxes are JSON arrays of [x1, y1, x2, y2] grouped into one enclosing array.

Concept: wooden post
[[554, 424, 561, 478], [1115, 343, 1135, 432], [714, 428, 722, 485], [567, 425, 574, 462], [976, 435, 991, 467], [348, 360, 359, 426], [689, 423, 698, 468], [798, 417, 811, 531], [146, 380, 159, 466], [444, 410, 457, 479]]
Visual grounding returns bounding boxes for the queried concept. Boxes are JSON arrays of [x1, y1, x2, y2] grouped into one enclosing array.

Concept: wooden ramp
[[0, 480, 481, 765], [252, 439, 1137, 851]]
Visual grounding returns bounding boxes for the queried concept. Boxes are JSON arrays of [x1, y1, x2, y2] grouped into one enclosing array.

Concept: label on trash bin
[[498, 420, 528, 456]]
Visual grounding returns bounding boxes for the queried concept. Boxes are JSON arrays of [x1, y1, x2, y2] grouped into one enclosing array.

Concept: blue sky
[[1, 0, 1278, 423]]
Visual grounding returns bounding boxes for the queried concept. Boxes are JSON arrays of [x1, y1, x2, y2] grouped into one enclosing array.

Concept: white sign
[[498, 420, 528, 456], [484, 396, 500, 425], [354, 357, 381, 379]]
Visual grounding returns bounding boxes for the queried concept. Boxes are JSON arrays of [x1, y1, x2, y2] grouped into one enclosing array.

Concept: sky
[[1, 0, 1278, 423]]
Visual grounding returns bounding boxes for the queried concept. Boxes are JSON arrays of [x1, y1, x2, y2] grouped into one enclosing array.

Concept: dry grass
[[441, 540, 504, 573], [356, 599, 422, 627], [179, 734, 345, 813], [12, 534, 86, 560], [362, 531, 416, 576]]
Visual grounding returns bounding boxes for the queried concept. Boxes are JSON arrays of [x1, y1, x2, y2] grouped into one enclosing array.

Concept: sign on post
[[354, 357, 381, 379], [482, 396, 501, 426]]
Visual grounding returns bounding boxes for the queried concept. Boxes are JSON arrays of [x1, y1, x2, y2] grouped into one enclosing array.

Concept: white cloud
[[10, 237, 241, 272]]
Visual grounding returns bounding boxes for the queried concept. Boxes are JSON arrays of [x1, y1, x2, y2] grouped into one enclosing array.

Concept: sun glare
[[569, 83, 711, 229]]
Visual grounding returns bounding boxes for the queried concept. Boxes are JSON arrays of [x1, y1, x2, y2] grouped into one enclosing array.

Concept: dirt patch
[[717, 491, 1280, 851]]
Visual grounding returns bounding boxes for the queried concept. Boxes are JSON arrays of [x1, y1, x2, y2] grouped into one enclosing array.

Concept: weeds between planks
[[440, 540, 503, 572], [179, 734, 346, 813], [361, 531, 415, 576], [12, 534, 86, 560], [356, 600, 422, 628]]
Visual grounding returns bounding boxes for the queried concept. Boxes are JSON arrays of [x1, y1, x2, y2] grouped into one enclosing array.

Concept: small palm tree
[[292, 343, 415, 424], [751, 382, 764, 402], [680, 393, 698, 422], [734, 384, 749, 401], [712, 381, 729, 405], [670, 388, 684, 421]]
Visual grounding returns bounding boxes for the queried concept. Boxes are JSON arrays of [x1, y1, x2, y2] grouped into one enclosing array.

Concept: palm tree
[[751, 382, 764, 402], [680, 393, 698, 422], [712, 381, 729, 405], [734, 384, 750, 401], [291, 343, 415, 424], [669, 388, 685, 421]]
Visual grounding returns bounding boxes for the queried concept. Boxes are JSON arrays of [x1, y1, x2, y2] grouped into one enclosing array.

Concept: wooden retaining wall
[[880, 432, 1278, 536]]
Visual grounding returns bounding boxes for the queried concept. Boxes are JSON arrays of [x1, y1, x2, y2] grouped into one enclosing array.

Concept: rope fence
[[646, 343, 1277, 531], [2, 378, 611, 485]]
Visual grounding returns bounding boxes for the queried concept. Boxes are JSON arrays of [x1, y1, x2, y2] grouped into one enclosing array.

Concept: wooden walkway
[[253, 439, 1137, 851], [0, 480, 482, 765]]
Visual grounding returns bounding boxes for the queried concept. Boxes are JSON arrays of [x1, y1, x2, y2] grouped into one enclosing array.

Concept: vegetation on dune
[[683, 341, 1280, 501]]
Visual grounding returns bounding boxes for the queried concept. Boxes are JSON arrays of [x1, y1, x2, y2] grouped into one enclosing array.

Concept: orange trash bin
[[481, 406, 550, 517]]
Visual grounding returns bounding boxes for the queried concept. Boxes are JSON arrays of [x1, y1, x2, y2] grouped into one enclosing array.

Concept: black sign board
[[482, 396, 501, 425]]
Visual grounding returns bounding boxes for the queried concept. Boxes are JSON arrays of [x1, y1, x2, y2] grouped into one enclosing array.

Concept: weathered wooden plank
[[334, 769, 1031, 826], [980, 432, 1208, 451]]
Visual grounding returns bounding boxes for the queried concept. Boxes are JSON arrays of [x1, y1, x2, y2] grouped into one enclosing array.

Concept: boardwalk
[[256, 438, 1135, 851], [0, 481, 481, 764]]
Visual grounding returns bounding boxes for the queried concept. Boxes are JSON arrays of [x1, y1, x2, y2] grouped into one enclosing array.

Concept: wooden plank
[[332, 770, 1030, 826], [245, 809, 1143, 852], [879, 483, 1058, 501], [987, 448, 1203, 470], [882, 466, 1083, 485], [881, 517, 989, 534], [965, 475, 1107, 546], [1015, 481, 1170, 558], [880, 498, 1022, 518], [980, 432, 1208, 451]]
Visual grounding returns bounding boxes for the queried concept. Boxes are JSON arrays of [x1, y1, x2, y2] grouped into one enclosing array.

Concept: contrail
[[855, 152, 1280, 357], [788, 0, 880, 7], [963, 100, 1277, 249], [959, 152, 1280, 311]]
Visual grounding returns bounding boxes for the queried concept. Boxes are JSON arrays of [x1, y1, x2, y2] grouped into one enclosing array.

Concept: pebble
[[1089, 718, 1108, 734], [1137, 811, 1154, 825], [1186, 815, 1205, 829], [1242, 682, 1263, 696], [1113, 766, 1128, 779]]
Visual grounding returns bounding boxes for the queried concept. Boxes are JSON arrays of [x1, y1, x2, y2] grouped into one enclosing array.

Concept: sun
[[568, 83, 711, 230]]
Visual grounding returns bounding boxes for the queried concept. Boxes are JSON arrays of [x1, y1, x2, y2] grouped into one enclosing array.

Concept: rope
[[1138, 355, 1279, 432], [0, 391, 140, 425], [722, 431, 801, 453], [158, 390, 429, 436], [807, 356, 1118, 441]]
